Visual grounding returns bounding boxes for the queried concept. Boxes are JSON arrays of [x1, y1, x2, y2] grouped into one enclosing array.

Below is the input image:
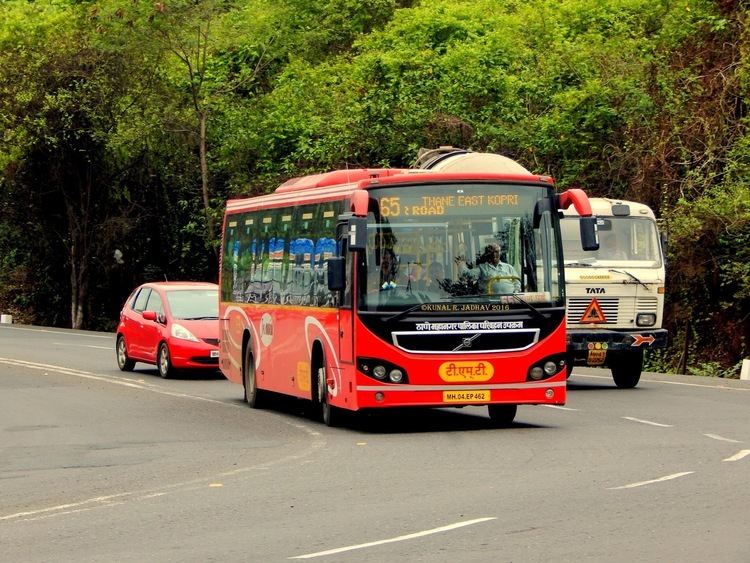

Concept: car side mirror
[[142, 310, 157, 321]]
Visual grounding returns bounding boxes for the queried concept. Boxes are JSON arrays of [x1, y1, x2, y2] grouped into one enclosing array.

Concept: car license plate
[[587, 349, 607, 365], [210, 350, 219, 358], [443, 390, 490, 403]]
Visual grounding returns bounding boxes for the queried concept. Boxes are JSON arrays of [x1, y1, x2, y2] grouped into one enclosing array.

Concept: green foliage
[[0, 0, 748, 372]]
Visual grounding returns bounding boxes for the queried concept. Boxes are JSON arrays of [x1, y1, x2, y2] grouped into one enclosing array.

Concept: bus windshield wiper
[[509, 293, 547, 322], [608, 269, 650, 290], [565, 260, 594, 267]]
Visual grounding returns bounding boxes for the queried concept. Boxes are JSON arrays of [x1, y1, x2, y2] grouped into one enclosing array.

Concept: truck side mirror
[[347, 217, 367, 251], [580, 216, 599, 251], [327, 257, 345, 291]]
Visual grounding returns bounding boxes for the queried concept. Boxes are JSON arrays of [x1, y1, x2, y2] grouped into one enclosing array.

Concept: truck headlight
[[636, 313, 656, 327]]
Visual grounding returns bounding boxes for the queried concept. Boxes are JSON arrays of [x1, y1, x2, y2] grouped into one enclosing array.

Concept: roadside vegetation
[[1, 0, 747, 375]]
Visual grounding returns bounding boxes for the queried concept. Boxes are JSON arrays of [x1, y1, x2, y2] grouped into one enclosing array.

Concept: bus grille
[[392, 329, 540, 354]]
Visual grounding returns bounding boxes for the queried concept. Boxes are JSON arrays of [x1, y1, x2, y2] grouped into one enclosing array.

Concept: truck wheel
[[610, 350, 643, 389], [566, 354, 575, 379]]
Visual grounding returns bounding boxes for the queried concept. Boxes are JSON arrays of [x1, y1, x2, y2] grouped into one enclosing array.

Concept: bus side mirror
[[580, 216, 599, 251], [327, 257, 346, 291], [660, 232, 668, 257], [347, 217, 367, 251]]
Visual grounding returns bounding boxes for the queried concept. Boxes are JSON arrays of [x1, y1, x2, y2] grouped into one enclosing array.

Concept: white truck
[[560, 198, 667, 388]]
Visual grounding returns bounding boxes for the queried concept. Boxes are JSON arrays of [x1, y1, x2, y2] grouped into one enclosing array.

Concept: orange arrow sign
[[632, 334, 656, 346]]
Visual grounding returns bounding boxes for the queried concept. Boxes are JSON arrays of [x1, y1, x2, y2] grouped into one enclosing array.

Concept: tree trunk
[[199, 110, 217, 261]]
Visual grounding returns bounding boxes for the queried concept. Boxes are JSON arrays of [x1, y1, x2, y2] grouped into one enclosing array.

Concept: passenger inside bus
[[379, 247, 399, 290]]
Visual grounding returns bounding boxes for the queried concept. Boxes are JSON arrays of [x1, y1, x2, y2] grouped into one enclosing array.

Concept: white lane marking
[[0, 357, 327, 522], [704, 433, 741, 443], [574, 373, 750, 391], [0, 358, 228, 405], [0, 326, 112, 339], [622, 416, 673, 427], [543, 405, 578, 411], [723, 450, 750, 462], [608, 472, 694, 490], [53, 342, 111, 350], [289, 517, 497, 559]]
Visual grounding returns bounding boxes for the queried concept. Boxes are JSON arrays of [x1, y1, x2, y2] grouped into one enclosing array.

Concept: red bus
[[219, 159, 596, 426]]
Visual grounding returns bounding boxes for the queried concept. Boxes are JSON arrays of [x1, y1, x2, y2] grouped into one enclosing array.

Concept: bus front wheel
[[316, 365, 341, 427], [243, 346, 267, 408], [487, 404, 517, 427]]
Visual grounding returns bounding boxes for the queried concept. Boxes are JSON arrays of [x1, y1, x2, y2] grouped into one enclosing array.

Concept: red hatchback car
[[116, 281, 220, 378]]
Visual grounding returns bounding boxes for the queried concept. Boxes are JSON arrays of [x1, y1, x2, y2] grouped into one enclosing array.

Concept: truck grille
[[566, 297, 659, 326]]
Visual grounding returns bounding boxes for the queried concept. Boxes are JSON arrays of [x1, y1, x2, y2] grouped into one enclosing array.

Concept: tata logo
[[585, 288, 606, 294]]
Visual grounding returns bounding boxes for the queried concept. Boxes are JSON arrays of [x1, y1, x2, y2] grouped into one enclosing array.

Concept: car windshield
[[357, 182, 563, 312], [166, 289, 219, 319]]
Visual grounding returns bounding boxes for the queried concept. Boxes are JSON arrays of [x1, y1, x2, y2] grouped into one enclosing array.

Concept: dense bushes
[[1, 0, 747, 372]]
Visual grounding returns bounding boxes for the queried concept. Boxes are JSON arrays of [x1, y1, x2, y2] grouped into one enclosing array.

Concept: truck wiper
[[608, 269, 650, 291]]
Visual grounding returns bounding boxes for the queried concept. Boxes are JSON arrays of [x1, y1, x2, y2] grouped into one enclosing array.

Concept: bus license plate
[[443, 390, 490, 403], [587, 349, 606, 365]]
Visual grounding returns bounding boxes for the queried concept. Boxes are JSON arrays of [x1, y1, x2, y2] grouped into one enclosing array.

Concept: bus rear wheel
[[243, 346, 267, 408], [610, 350, 643, 389], [487, 404, 517, 427]]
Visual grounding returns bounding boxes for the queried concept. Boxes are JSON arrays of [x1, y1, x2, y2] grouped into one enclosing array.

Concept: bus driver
[[455, 242, 521, 294]]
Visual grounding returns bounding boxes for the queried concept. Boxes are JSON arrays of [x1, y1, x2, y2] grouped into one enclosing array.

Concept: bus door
[[337, 240, 354, 364]]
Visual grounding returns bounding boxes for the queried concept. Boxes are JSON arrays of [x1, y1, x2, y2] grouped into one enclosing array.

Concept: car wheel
[[487, 404, 517, 427], [158, 342, 174, 379], [116, 335, 135, 371], [243, 345, 267, 408]]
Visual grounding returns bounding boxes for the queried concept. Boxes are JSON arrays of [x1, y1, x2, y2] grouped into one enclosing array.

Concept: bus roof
[[226, 168, 554, 213]]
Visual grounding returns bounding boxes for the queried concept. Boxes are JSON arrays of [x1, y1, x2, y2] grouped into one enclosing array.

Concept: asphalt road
[[1, 324, 749, 562]]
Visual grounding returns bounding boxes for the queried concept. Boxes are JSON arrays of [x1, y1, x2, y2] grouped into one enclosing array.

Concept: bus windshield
[[561, 216, 662, 267], [358, 182, 562, 312]]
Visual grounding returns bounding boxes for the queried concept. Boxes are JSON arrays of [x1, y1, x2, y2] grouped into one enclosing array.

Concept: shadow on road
[[230, 392, 550, 434]]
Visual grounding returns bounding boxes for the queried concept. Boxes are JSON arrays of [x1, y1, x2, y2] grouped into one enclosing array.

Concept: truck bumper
[[567, 329, 668, 353]]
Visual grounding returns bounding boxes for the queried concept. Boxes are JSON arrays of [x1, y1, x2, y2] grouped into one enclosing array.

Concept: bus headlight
[[527, 354, 565, 381], [357, 357, 409, 384], [389, 369, 404, 383], [636, 313, 657, 327]]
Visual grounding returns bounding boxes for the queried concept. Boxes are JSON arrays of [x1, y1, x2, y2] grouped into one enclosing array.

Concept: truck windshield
[[357, 182, 562, 312], [560, 216, 662, 267]]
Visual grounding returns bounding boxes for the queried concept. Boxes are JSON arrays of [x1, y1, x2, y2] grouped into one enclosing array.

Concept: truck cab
[[561, 198, 668, 387]]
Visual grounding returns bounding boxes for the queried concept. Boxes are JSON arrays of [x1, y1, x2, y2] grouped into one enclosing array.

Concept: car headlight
[[171, 323, 200, 342], [636, 313, 657, 327]]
